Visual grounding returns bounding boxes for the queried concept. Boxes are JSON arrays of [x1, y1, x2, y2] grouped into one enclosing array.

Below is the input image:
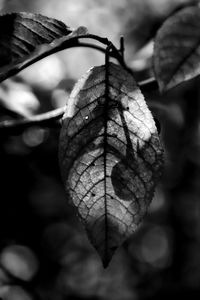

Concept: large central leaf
[[59, 62, 163, 267]]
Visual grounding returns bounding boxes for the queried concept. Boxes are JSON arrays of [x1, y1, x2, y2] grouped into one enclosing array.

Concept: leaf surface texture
[[59, 62, 163, 266], [154, 6, 200, 91]]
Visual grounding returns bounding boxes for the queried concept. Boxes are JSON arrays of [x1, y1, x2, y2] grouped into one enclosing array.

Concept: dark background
[[1, 0, 200, 299]]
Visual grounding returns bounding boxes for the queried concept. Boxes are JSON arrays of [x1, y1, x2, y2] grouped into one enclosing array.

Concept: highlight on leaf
[[59, 62, 163, 267], [154, 6, 200, 92], [0, 12, 88, 82]]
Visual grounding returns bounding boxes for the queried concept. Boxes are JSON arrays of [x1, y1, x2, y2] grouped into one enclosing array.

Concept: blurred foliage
[[1, 0, 200, 300]]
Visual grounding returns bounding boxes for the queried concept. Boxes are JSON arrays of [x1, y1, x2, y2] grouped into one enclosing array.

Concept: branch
[[0, 107, 64, 134], [0, 31, 160, 134], [0, 77, 159, 134], [74, 42, 107, 54], [0, 33, 126, 83], [78, 34, 128, 69]]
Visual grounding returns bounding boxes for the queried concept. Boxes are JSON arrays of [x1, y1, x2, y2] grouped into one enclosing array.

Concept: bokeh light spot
[[140, 226, 172, 268], [0, 245, 39, 281], [23, 127, 48, 148]]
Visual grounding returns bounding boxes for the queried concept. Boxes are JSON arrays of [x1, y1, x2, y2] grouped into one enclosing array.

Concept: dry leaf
[[59, 62, 163, 267]]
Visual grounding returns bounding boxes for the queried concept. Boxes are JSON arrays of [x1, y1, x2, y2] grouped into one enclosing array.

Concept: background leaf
[[125, 0, 199, 54], [0, 12, 88, 82], [154, 6, 200, 92], [59, 62, 163, 267], [0, 12, 71, 67]]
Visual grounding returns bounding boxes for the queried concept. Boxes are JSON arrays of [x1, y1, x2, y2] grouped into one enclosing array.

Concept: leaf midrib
[[103, 63, 110, 265]]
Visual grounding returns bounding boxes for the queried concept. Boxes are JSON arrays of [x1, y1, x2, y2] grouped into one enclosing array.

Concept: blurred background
[[0, 0, 200, 299]]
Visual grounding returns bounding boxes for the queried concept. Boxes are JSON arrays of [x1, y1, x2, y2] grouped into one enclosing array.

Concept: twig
[[0, 107, 65, 133], [81, 35, 128, 70], [138, 77, 158, 93], [74, 42, 108, 54], [0, 77, 159, 134], [0, 33, 124, 84], [120, 36, 125, 60], [0, 30, 160, 134]]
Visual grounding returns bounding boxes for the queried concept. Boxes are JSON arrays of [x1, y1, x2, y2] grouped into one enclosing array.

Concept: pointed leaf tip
[[59, 62, 163, 266], [102, 258, 110, 269]]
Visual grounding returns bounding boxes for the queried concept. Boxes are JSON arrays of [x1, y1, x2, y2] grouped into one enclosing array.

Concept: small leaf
[[154, 6, 200, 91], [0, 12, 71, 67], [0, 12, 88, 82], [59, 62, 163, 267]]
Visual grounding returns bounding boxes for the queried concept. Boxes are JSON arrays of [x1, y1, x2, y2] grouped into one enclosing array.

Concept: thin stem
[[71, 41, 126, 61], [0, 33, 120, 83], [120, 36, 125, 60], [78, 34, 110, 46], [78, 34, 131, 74], [138, 77, 158, 93], [74, 42, 108, 54], [0, 29, 160, 134], [105, 44, 112, 68]]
